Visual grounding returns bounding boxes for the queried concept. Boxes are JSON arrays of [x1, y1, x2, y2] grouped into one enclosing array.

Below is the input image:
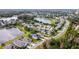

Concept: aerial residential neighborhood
[[0, 9, 79, 49]]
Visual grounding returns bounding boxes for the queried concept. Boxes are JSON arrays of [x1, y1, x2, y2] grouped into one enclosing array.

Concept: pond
[[34, 18, 51, 24]]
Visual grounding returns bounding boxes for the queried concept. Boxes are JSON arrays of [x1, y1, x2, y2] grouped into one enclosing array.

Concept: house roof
[[13, 40, 27, 47], [0, 28, 24, 44]]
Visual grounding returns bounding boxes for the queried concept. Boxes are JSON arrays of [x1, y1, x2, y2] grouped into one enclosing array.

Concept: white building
[[0, 16, 18, 26]]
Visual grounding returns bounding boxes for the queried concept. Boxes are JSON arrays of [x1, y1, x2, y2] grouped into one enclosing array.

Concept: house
[[13, 40, 28, 48], [74, 38, 79, 44], [75, 25, 79, 33], [31, 34, 38, 39], [0, 20, 5, 26], [75, 25, 79, 30], [4, 44, 14, 49], [31, 33, 43, 40], [10, 19, 16, 24]]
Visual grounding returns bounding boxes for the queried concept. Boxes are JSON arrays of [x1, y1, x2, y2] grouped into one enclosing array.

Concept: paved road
[[52, 20, 70, 39]]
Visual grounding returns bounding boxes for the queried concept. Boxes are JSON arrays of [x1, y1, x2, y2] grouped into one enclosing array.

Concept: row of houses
[[23, 21, 54, 36], [55, 17, 65, 30]]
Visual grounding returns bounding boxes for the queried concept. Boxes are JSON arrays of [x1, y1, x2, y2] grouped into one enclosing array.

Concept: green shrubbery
[[50, 23, 79, 49]]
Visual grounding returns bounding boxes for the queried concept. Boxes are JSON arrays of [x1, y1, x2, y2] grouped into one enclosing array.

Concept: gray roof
[[13, 40, 27, 47], [0, 28, 24, 44]]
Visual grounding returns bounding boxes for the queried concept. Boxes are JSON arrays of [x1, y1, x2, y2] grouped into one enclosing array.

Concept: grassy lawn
[[32, 38, 42, 43], [0, 21, 43, 49], [23, 31, 31, 38], [50, 19, 57, 27], [16, 23, 41, 43]]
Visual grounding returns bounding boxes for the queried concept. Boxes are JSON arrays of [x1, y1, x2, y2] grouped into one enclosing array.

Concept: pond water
[[34, 18, 51, 24]]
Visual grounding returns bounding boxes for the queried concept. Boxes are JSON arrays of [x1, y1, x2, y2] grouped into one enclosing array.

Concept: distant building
[[0, 16, 18, 26], [75, 10, 79, 14]]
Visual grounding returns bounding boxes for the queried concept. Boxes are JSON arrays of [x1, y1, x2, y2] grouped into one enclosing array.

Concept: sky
[[0, 0, 79, 9]]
